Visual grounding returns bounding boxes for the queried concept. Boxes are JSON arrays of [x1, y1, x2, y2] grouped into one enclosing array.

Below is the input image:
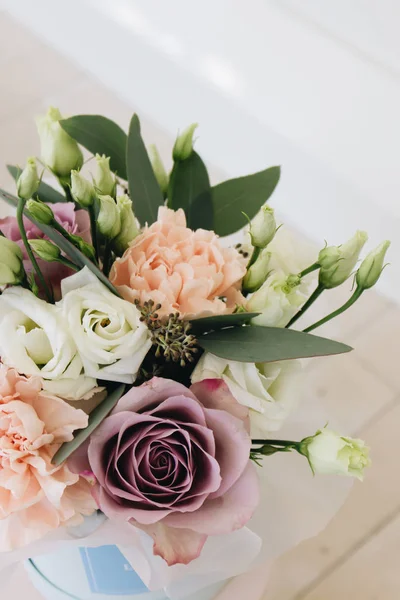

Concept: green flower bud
[[29, 239, 61, 262], [299, 429, 371, 481], [97, 195, 121, 240], [173, 123, 198, 161], [94, 154, 116, 197], [69, 234, 97, 263], [149, 144, 168, 196], [17, 157, 40, 200], [113, 195, 140, 256], [243, 248, 271, 293], [36, 106, 83, 177], [70, 170, 95, 207], [26, 199, 54, 225], [0, 237, 24, 285], [356, 240, 391, 290], [319, 231, 368, 289], [250, 206, 276, 248]]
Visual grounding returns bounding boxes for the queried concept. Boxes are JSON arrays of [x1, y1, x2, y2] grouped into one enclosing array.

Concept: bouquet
[[0, 108, 389, 577]]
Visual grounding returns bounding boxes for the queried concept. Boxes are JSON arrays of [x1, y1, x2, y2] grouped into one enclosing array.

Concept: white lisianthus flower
[[247, 270, 306, 327], [191, 352, 302, 436], [300, 429, 371, 480], [0, 287, 95, 400], [59, 267, 152, 384]]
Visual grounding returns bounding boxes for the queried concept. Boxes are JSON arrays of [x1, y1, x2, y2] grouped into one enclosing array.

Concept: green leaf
[[126, 114, 164, 226], [7, 165, 67, 203], [212, 166, 281, 236], [190, 312, 260, 334], [197, 325, 352, 362], [168, 151, 213, 230], [0, 188, 121, 297], [60, 115, 128, 179], [52, 385, 125, 466]]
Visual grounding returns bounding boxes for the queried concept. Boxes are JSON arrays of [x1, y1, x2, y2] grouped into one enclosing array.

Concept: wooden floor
[[0, 11, 399, 600]]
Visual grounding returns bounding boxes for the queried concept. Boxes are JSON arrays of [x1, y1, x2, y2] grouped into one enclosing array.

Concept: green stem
[[299, 262, 320, 278], [102, 242, 113, 276], [57, 256, 80, 272], [88, 204, 99, 259], [17, 198, 54, 303], [252, 439, 298, 447], [286, 283, 325, 328], [303, 287, 364, 333], [247, 246, 260, 269]]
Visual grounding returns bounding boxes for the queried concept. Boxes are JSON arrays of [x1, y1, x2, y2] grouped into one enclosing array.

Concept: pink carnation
[[0, 202, 90, 299], [69, 377, 259, 566], [0, 364, 96, 551], [109, 207, 246, 318]]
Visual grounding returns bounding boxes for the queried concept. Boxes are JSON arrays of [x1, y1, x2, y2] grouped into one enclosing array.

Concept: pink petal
[[164, 462, 260, 535], [137, 521, 207, 566], [191, 379, 250, 431], [113, 378, 197, 415]]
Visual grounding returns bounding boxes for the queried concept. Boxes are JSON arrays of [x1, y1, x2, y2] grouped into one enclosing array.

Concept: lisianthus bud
[[26, 199, 54, 225], [0, 237, 24, 285], [36, 107, 83, 177], [97, 195, 121, 240], [319, 231, 368, 289], [248, 271, 304, 327], [94, 154, 116, 197], [250, 206, 276, 248], [356, 240, 390, 290], [149, 144, 168, 196], [69, 235, 96, 263], [29, 239, 61, 262], [243, 248, 271, 293], [173, 123, 198, 161], [17, 158, 40, 200], [299, 429, 370, 480], [70, 170, 95, 207], [113, 195, 139, 255]]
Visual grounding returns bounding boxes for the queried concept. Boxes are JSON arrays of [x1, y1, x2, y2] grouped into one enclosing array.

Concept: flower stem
[[286, 283, 325, 328], [303, 287, 364, 333], [88, 204, 99, 259], [17, 198, 54, 303], [252, 439, 298, 447], [299, 262, 320, 278], [57, 256, 80, 272], [102, 242, 113, 276], [247, 246, 260, 268]]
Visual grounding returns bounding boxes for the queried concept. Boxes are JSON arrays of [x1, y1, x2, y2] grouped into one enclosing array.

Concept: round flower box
[[26, 543, 226, 600]]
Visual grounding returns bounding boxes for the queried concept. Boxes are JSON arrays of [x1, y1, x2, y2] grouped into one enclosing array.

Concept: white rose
[[301, 429, 371, 480], [0, 287, 95, 400], [59, 267, 152, 383], [247, 270, 306, 327], [191, 352, 302, 437]]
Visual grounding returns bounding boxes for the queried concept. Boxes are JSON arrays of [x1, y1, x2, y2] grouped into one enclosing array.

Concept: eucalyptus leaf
[[60, 115, 128, 179], [52, 385, 126, 466], [190, 312, 260, 334], [168, 151, 213, 230], [126, 114, 164, 226], [0, 188, 120, 296], [197, 325, 352, 362], [7, 165, 67, 203], [212, 166, 281, 236]]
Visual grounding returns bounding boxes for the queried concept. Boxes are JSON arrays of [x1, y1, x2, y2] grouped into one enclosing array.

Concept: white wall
[[3, 0, 399, 301]]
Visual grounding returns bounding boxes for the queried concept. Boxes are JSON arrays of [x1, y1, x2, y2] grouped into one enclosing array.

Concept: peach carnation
[[0, 365, 96, 551], [110, 207, 246, 317]]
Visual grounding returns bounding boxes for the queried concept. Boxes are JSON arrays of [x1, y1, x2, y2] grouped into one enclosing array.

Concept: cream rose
[[59, 268, 152, 384], [191, 353, 302, 436], [0, 287, 95, 400], [247, 270, 306, 327]]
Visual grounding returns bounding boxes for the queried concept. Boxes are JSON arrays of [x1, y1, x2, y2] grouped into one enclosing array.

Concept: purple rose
[[70, 377, 259, 566], [0, 202, 90, 299]]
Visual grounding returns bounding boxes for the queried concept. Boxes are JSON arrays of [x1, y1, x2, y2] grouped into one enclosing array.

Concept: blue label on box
[[80, 545, 149, 595]]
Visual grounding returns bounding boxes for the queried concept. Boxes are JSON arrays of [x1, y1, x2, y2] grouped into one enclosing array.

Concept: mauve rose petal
[[112, 378, 197, 416], [97, 485, 171, 524], [164, 462, 259, 535], [190, 379, 250, 433], [202, 407, 251, 499], [137, 521, 207, 567], [147, 396, 207, 429]]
